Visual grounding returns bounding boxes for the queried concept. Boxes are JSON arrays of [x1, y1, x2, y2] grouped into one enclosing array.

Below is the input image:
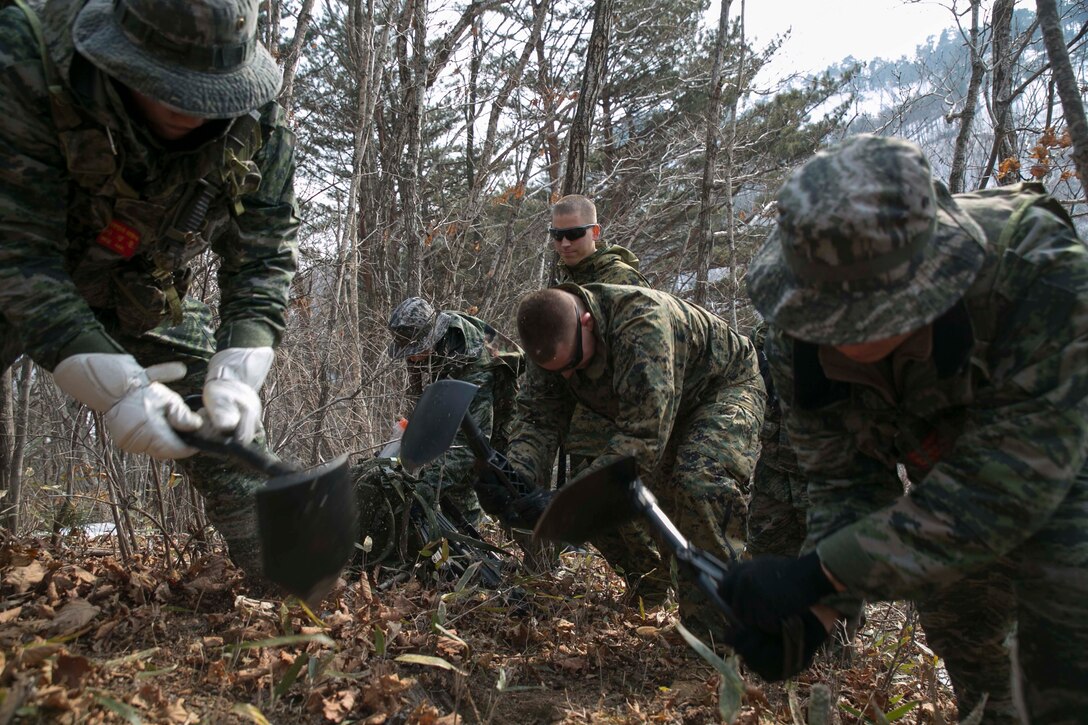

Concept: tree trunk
[[277, 0, 317, 118], [1037, 0, 1088, 188], [692, 0, 732, 307], [985, 0, 1018, 186], [394, 0, 427, 299], [0, 365, 13, 532], [5, 358, 33, 533], [561, 0, 615, 196], [948, 0, 983, 194]]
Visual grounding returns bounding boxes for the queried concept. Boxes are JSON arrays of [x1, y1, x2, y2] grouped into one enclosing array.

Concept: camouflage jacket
[[767, 183, 1088, 599], [410, 313, 525, 491], [556, 244, 650, 287], [507, 283, 762, 485], [0, 0, 299, 370]]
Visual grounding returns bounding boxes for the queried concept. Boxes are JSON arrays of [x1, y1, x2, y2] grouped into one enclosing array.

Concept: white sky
[[717, 0, 966, 78]]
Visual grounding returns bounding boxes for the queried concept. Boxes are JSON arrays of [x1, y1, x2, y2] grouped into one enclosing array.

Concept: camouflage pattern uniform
[[507, 283, 765, 642], [747, 135, 1088, 723], [555, 244, 652, 478], [745, 323, 807, 558], [388, 299, 524, 523], [0, 0, 298, 574], [554, 244, 650, 288]]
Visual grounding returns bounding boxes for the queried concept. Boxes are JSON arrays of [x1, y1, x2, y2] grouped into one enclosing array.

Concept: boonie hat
[[746, 134, 986, 345], [388, 297, 453, 360], [73, 0, 281, 119]]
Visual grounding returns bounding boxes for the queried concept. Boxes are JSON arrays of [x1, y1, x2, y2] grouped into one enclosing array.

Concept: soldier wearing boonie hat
[[0, 0, 299, 577], [387, 297, 524, 524], [715, 134, 1088, 722]]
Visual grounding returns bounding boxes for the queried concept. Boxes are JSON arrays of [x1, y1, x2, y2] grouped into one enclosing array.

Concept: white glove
[[53, 353, 202, 459], [202, 347, 274, 445]]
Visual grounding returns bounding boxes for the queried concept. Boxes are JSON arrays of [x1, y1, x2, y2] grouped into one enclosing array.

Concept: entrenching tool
[[532, 456, 741, 628], [399, 379, 480, 474], [399, 379, 548, 570], [178, 430, 359, 606]]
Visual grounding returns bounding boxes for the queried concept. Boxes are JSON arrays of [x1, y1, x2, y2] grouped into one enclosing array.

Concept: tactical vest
[[12, 0, 266, 332]]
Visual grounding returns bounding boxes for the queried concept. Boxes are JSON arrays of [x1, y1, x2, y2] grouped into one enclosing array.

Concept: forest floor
[[0, 528, 958, 724]]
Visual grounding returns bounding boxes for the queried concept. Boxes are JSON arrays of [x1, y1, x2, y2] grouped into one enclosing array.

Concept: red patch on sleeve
[[95, 219, 141, 258]]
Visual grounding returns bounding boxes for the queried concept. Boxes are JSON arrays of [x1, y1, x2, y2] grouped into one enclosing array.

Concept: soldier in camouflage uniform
[[745, 323, 808, 558], [507, 284, 765, 643], [551, 194, 650, 471], [0, 0, 298, 575], [718, 135, 1088, 723], [550, 194, 650, 288], [388, 297, 524, 524]]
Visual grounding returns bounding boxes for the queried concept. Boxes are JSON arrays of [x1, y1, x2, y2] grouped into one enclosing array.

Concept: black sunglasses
[[549, 225, 594, 242], [559, 309, 584, 372]]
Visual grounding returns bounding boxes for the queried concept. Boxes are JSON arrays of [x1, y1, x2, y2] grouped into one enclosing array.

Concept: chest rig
[[13, 0, 265, 332]]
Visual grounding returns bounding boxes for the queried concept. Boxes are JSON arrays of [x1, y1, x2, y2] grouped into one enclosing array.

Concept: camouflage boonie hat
[[73, 0, 281, 119], [387, 297, 453, 360], [746, 134, 986, 345]]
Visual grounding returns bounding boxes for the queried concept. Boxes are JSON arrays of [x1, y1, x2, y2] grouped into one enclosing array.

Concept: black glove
[[733, 609, 828, 682], [473, 466, 512, 517], [718, 552, 836, 633], [500, 489, 553, 530]]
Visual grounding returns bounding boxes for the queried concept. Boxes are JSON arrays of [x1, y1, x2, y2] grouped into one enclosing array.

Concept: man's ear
[[591, 224, 602, 241], [581, 311, 594, 331]]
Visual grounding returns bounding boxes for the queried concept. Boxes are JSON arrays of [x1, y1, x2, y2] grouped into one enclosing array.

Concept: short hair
[[551, 194, 597, 223], [517, 289, 576, 363]]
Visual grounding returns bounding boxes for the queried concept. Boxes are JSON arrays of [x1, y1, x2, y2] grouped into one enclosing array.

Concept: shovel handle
[[177, 429, 297, 478]]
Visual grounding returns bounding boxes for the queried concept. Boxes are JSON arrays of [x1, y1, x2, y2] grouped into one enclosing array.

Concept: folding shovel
[[398, 379, 480, 473], [532, 456, 741, 628], [178, 430, 359, 606]]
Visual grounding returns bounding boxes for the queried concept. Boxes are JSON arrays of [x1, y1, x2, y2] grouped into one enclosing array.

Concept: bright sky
[[716, 0, 964, 78]]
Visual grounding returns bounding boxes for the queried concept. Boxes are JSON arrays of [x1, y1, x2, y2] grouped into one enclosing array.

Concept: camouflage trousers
[[588, 379, 765, 645], [1, 301, 267, 577], [807, 462, 1088, 724], [745, 460, 807, 558]]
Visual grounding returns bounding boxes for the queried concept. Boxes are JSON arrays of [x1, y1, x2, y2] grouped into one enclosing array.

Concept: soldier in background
[[745, 323, 807, 558], [387, 297, 524, 524], [0, 0, 299, 575], [720, 134, 1088, 722], [507, 284, 764, 643], [550, 195, 652, 468], [550, 194, 649, 287]]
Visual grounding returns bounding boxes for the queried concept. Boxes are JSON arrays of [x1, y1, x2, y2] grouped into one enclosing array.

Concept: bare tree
[[948, 0, 984, 193], [692, 0, 732, 307], [562, 0, 615, 195], [1037, 0, 1088, 188]]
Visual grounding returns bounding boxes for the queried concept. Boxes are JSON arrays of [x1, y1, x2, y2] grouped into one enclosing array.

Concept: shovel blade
[[533, 456, 642, 544], [400, 380, 479, 472], [256, 455, 358, 606]]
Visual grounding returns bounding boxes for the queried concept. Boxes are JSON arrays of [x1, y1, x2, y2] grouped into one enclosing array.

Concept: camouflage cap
[[746, 134, 986, 345], [387, 297, 453, 360], [73, 0, 281, 119]]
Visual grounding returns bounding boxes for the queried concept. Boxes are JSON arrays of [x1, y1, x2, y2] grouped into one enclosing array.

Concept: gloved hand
[[732, 609, 828, 682], [203, 347, 273, 444], [718, 551, 836, 633], [53, 353, 201, 459], [500, 489, 553, 530], [473, 465, 513, 517]]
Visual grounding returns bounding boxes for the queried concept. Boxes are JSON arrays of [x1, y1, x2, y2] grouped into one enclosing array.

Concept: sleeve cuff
[[54, 330, 126, 370], [815, 528, 877, 596], [216, 320, 280, 350]]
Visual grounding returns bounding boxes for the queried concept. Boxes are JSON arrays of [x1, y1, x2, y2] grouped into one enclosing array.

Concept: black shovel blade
[[400, 380, 479, 473], [256, 455, 359, 606], [533, 456, 641, 544]]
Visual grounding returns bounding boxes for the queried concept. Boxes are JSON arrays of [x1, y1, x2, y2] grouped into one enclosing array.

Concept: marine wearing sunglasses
[[550, 210, 601, 267]]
